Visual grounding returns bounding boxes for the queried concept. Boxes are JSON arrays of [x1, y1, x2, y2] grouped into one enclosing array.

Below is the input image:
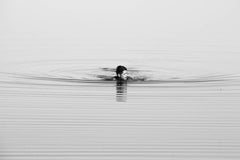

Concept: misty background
[[1, 1, 240, 160], [0, 0, 240, 62]]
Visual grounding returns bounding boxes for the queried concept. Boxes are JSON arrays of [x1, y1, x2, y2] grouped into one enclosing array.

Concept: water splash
[[0, 59, 239, 88]]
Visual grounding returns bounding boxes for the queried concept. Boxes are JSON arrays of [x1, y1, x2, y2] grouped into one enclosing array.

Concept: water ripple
[[0, 59, 239, 88]]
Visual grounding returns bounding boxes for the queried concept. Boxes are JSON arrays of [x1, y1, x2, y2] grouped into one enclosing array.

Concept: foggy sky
[[0, 0, 240, 58]]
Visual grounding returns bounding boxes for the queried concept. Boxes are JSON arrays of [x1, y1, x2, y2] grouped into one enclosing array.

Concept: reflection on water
[[0, 55, 240, 160], [1, 0, 240, 158], [116, 80, 127, 102]]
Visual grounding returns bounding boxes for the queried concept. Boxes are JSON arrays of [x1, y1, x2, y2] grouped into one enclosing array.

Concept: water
[[0, 51, 240, 160], [1, 0, 240, 159]]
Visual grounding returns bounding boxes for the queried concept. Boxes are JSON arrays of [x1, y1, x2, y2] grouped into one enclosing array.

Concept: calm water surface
[[0, 51, 240, 160]]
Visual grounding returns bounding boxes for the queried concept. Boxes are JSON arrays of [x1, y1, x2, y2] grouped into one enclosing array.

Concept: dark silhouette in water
[[114, 65, 133, 81], [98, 65, 143, 82], [114, 65, 129, 102], [116, 65, 127, 77]]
